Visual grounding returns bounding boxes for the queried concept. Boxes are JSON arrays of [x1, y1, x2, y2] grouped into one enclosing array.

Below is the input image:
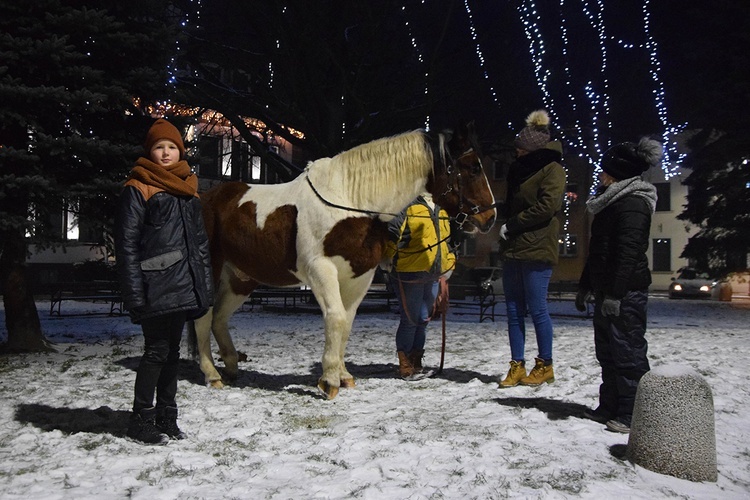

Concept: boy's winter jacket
[[115, 177, 213, 323]]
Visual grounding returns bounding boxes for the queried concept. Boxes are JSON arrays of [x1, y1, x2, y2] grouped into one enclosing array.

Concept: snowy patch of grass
[[78, 435, 114, 451], [60, 358, 77, 373], [110, 345, 131, 357], [136, 456, 194, 485], [0, 358, 30, 373], [284, 414, 334, 431]]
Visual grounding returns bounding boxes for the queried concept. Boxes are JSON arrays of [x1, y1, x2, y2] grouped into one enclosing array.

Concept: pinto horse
[[189, 122, 496, 399]]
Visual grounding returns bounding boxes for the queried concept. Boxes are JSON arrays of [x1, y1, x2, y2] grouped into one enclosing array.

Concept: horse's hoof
[[317, 380, 339, 400], [208, 379, 225, 389], [340, 377, 356, 389]]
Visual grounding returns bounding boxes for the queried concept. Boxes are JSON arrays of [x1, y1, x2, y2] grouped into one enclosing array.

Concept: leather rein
[[306, 134, 499, 228]]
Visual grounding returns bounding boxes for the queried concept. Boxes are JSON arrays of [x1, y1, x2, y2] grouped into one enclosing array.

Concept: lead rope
[[436, 276, 449, 374]]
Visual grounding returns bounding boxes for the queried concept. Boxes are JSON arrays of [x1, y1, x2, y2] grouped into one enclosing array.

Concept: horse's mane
[[306, 130, 442, 210]]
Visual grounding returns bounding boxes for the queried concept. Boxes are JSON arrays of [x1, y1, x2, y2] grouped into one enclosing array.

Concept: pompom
[[635, 137, 663, 168], [525, 109, 550, 129]]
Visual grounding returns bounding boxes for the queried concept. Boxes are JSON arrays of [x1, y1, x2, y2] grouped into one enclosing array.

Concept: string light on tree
[[463, 0, 501, 109], [402, 3, 430, 130], [642, 0, 683, 178]]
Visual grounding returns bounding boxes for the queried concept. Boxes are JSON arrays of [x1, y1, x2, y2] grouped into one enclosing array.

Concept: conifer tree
[[0, 0, 181, 351]]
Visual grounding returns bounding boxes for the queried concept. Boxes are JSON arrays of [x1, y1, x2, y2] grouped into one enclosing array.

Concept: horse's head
[[428, 121, 497, 235]]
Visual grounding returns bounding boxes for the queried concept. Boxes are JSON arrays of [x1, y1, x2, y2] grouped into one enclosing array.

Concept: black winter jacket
[[579, 182, 655, 299], [115, 185, 213, 323]]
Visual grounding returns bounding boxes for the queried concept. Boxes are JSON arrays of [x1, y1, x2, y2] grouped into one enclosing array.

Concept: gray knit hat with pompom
[[514, 110, 551, 152]]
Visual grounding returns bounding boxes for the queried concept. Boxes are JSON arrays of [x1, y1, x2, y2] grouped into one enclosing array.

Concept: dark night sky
[[407, 0, 749, 147], [195, 0, 749, 152]]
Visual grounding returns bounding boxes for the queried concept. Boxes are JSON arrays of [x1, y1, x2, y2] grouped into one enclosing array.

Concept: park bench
[[49, 281, 123, 316], [243, 284, 397, 313], [448, 283, 497, 322]]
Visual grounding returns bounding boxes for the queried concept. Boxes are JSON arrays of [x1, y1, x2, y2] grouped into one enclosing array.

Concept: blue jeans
[[394, 272, 438, 353], [502, 260, 554, 363]]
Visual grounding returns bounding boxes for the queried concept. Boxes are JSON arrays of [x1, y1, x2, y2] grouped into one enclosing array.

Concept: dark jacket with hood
[[500, 141, 566, 265], [115, 177, 213, 323], [578, 178, 657, 299]]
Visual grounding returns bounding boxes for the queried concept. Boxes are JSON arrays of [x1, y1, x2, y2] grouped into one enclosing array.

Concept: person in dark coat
[[576, 137, 662, 433], [115, 118, 213, 444], [498, 110, 566, 388]]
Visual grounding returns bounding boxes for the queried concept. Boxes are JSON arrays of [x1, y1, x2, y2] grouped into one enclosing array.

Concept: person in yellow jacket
[[384, 193, 455, 379]]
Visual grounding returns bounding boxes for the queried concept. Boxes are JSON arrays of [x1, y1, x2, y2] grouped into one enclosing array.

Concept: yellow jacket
[[385, 196, 456, 275]]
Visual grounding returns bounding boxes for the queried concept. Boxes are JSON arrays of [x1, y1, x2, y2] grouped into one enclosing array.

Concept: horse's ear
[[441, 128, 454, 143]]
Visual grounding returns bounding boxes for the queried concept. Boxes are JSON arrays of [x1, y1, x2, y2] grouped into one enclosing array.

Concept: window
[[654, 183, 671, 212], [459, 236, 476, 257], [652, 238, 671, 271], [220, 136, 233, 179], [250, 155, 262, 181], [558, 234, 577, 257]]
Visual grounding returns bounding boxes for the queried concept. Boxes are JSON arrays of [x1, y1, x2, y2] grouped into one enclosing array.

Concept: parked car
[[668, 268, 716, 299]]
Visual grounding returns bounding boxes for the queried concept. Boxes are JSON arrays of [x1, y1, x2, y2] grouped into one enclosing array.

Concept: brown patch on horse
[[323, 217, 390, 277], [201, 182, 300, 289]]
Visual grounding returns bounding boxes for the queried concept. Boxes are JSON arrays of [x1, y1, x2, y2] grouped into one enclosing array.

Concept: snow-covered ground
[[0, 295, 748, 499]]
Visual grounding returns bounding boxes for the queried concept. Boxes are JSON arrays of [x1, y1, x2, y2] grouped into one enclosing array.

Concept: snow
[[649, 363, 702, 379], [0, 296, 749, 499]]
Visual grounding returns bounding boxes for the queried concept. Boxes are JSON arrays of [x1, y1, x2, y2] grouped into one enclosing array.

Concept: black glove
[[575, 289, 592, 312], [601, 296, 621, 317]]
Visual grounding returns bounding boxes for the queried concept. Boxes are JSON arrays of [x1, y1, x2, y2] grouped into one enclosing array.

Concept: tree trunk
[[0, 228, 54, 353]]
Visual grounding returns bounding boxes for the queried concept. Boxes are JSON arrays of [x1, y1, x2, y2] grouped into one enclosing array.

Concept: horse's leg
[[210, 290, 247, 382], [337, 306, 357, 389], [192, 307, 224, 388], [307, 261, 350, 399], [337, 272, 375, 389], [195, 263, 251, 388]]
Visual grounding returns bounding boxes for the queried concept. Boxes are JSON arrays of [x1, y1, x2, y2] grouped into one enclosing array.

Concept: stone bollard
[[626, 365, 717, 482]]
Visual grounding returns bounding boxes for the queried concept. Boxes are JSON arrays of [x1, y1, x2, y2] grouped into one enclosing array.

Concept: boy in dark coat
[[115, 119, 213, 444], [576, 137, 662, 433]]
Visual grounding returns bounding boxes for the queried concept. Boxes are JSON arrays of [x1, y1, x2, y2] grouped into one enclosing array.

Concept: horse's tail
[[186, 320, 198, 360]]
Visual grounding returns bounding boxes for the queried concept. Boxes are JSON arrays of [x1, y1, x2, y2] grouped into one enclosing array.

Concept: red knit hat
[[144, 118, 185, 157]]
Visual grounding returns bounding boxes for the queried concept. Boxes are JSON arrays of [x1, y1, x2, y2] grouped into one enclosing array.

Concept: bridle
[[440, 146, 501, 231]]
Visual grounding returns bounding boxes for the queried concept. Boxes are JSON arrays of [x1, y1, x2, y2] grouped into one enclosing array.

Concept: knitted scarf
[[506, 146, 562, 193], [586, 177, 657, 215], [126, 157, 198, 197]]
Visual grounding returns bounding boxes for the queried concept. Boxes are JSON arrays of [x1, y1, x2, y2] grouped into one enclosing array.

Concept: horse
[[189, 122, 497, 399]]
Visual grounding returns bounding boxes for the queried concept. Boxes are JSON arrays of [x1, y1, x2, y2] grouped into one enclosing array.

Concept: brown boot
[[499, 360, 526, 388], [409, 349, 424, 373], [397, 351, 415, 378], [519, 357, 554, 386]]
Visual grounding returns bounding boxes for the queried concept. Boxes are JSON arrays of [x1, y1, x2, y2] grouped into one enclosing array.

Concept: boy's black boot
[[127, 407, 169, 445], [156, 406, 187, 440]]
